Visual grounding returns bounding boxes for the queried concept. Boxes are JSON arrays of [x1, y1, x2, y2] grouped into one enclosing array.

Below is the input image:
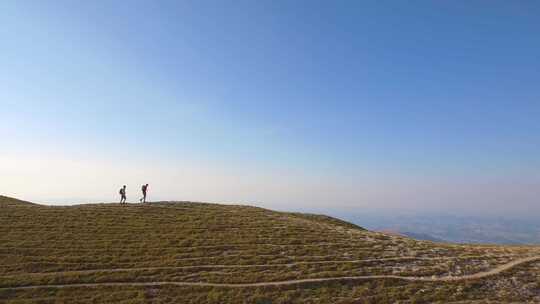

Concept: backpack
[[119, 188, 123, 195]]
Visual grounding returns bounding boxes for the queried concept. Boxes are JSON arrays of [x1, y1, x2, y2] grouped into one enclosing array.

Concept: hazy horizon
[[2, 1, 540, 218]]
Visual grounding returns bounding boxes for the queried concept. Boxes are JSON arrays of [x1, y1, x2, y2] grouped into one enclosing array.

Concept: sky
[[1, 1, 540, 216]]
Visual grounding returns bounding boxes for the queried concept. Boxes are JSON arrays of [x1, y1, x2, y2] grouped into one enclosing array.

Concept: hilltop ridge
[[0, 195, 35, 207], [2, 196, 540, 303]]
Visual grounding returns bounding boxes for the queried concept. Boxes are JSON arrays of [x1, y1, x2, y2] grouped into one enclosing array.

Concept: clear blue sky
[[1, 1, 539, 215]]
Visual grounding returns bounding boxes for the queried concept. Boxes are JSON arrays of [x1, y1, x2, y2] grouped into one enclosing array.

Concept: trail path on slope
[[1, 254, 522, 278], [2, 256, 539, 290], [0, 256, 462, 277]]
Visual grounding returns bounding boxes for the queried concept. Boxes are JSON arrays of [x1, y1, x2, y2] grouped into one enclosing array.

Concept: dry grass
[[2, 195, 540, 303]]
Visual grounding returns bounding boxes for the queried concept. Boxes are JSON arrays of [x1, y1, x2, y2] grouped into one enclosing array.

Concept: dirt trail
[[2, 254, 522, 278], [2, 256, 538, 290], [0, 256, 439, 278]]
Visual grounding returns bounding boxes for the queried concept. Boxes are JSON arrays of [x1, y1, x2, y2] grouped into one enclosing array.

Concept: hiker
[[140, 184, 149, 203], [119, 185, 127, 204]]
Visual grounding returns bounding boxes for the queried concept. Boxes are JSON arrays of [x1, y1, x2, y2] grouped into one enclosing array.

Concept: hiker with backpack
[[119, 185, 127, 204], [140, 184, 149, 203]]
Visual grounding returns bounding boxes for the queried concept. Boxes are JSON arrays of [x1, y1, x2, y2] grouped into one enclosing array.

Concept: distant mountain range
[[339, 213, 540, 245]]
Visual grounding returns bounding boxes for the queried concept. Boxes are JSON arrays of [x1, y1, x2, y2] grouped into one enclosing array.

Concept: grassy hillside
[[2, 195, 540, 303]]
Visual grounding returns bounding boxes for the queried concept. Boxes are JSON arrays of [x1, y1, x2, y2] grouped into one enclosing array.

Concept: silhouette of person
[[119, 185, 127, 204], [140, 184, 149, 203]]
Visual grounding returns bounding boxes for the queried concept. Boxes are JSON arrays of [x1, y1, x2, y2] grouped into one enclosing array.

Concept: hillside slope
[[2, 196, 540, 303]]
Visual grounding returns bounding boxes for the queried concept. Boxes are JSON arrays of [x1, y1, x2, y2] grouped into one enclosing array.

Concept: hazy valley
[[339, 213, 540, 245]]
